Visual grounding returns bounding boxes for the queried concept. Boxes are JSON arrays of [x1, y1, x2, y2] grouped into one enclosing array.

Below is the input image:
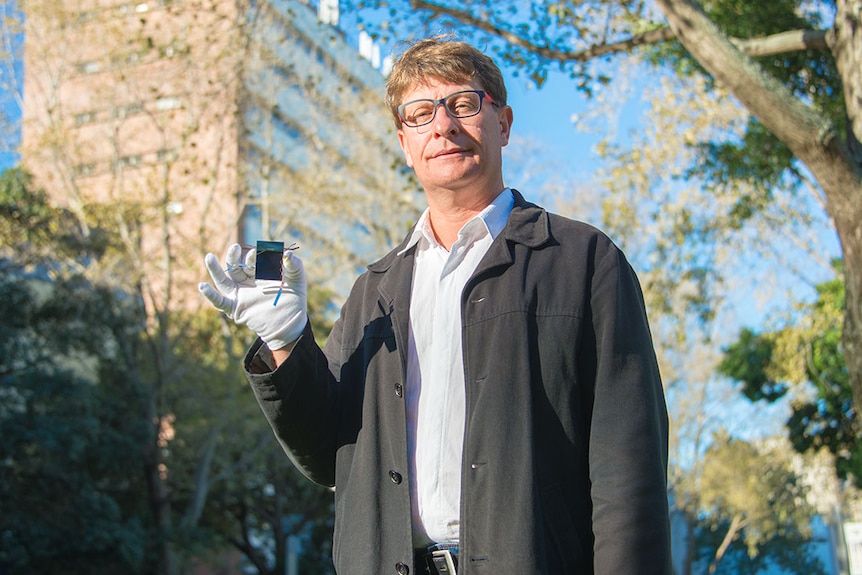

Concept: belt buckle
[[431, 549, 457, 574]]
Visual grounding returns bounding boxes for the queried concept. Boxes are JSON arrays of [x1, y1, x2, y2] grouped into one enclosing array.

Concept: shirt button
[[389, 470, 402, 484], [394, 383, 403, 398], [395, 562, 409, 575]]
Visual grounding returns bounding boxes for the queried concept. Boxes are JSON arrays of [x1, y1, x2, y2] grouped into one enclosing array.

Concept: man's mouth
[[433, 148, 469, 158]]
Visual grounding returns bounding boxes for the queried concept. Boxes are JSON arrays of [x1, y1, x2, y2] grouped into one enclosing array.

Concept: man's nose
[[431, 102, 460, 135]]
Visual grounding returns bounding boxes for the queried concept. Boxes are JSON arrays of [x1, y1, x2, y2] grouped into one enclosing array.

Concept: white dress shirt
[[400, 188, 514, 546]]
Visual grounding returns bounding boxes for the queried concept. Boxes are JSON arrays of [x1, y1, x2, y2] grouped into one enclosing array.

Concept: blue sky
[[0, 0, 22, 172]]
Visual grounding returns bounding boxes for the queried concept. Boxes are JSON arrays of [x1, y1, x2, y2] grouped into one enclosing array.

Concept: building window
[[77, 60, 101, 74], [241, 204, 263, 246], [111, 51, 142, 68], [155, 97, 181, 111], [115, 155, 142, 169], [157, 149, 178, 162], [158, 42, 187, 58], [76, 11, 95, 24], [272, 113, 302, 141], [114, 102, 145, 119], [75, 111, 97, 125], [75, 163, 96, 176], [319, 0, 338, 26]]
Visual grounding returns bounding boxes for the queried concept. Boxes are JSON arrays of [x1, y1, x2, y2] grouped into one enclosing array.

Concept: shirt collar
[[398, 188, 515, 255]]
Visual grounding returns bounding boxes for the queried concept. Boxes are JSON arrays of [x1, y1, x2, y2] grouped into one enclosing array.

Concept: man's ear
[[397, 129, 415, 168], [499, 106, 514, 147]]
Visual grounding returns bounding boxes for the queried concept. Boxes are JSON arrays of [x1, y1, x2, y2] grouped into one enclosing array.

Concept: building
[[20, 0, 418, 313]]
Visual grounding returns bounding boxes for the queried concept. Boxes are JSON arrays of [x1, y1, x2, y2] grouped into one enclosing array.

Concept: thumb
[[282, 251, 305, 283], [198, 282, 234, 315]]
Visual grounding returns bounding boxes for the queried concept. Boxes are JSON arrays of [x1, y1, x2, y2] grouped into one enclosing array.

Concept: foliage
[[695, 515, 826, 575], [644, 0, 844, 229], [0, 264, 153, 574], [200, 435, 336, 575], [700, 434, 811, 549], [0, 167, 153, 573], [0, 168, 338, 573], [719, 265, 860, 485], [1, 168, 94, 261], [161, 306, 336, 575], [718, 328, 788, 402], [690, 432, 824, 574]]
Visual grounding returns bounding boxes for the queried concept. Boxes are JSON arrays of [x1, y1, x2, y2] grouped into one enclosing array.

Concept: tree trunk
[[830, 0, 862, 429], [182, 426, 219, 528], [708, 514, 744, 574], [682, 513, 696, 575], [654, 0, 862, 416], [144, 393, 176, 575]]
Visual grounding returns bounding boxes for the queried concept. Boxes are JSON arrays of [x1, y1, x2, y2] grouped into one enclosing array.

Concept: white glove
[[198, 243, 308, 349]]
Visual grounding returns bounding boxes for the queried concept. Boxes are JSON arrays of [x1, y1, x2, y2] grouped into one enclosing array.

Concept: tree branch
[[734, 29, 828, 57], [708, 513, 746, 574], [409, 0, 828, 62], [653, 0, 857, 194]]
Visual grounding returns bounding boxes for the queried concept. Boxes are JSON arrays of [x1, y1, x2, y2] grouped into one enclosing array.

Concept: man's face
[[396, 78, 513, 198]]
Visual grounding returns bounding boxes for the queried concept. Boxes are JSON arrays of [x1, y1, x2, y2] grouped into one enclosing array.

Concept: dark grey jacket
[[245, 190, 671, 575]]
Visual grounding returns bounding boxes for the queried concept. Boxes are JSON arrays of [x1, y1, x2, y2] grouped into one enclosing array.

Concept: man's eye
[[408, 107, 433, 122], [449, 97, 478, 115]]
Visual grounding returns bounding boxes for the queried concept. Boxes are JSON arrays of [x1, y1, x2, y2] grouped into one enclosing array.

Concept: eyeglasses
[[397, 90, 498, 128]]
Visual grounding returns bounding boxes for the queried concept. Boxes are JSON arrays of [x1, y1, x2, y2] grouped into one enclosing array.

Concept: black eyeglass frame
[[397, 90, 499, 128]]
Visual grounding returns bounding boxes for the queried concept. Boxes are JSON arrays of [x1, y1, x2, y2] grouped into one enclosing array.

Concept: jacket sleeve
[[244, 319, 342, 488], [587, 241, 672, 575]]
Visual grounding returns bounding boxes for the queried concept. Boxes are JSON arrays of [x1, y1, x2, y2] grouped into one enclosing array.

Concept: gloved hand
[[198, 243, 308, 349]]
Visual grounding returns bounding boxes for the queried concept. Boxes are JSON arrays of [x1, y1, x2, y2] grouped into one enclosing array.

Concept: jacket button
[[389, 470, 402, 484], [395, 562, 409, 574], [394, 383, 403, 398]]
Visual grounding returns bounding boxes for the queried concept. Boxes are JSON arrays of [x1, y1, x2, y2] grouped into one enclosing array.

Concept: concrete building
[[20, 0, 418, 312]]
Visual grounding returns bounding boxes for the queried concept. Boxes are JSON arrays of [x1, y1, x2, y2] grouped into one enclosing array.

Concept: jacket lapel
[[471, 189, 551, 279]]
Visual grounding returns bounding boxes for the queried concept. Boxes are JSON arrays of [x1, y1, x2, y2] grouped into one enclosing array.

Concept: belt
[[415, 545, 459, 575]]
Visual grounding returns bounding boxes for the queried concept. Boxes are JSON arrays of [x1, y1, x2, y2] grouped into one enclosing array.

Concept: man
[[200, 38, 671, 575]]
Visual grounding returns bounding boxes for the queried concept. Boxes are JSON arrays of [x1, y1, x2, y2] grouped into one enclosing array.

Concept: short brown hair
[[385, 37, 508, 128]]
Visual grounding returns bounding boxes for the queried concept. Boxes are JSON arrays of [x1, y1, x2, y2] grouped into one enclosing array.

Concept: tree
[[1, 166, 340, 573], [198, 431, 336, 575], [0, 268, 153, 575], [0, 170, 152, 573], [693, 433, 824, 575], [719, 266, 861, 486], [348, 0, 862, 418], [657, 337, 827, 575]]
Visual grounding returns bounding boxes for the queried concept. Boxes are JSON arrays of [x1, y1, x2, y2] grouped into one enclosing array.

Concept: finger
[[205, 252, 237, 295], [198, 282, 234, 315], [225, 243, 242, 268], [242, 247, 256, 280], [224, 244, 251, 283], [282, 251, 304, 282]]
